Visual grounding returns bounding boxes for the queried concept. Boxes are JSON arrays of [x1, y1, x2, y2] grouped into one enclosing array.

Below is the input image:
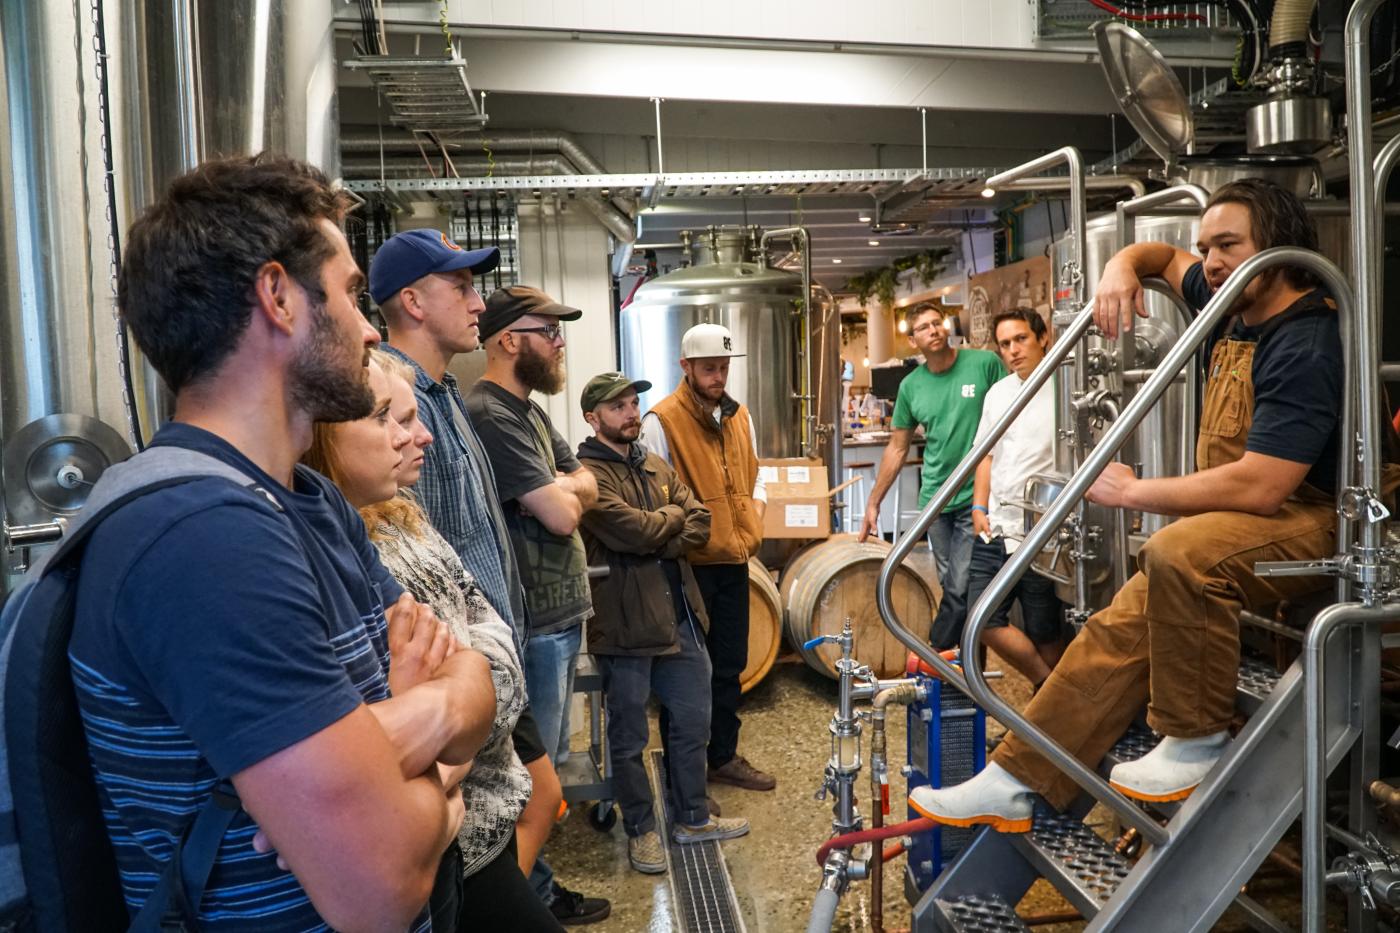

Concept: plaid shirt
[[381, 345, 526, 647]]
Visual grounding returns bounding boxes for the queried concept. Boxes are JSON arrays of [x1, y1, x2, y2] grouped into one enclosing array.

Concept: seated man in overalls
[[910, 178, 1385, 831]]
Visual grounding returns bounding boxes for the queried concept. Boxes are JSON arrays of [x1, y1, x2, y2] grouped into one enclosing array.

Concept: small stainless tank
[[621, 228, 809, 459]]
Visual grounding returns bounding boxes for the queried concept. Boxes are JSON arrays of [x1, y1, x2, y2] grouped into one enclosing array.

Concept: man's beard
[[291, 299, 375, 423], [516, 342, 566, 395], [686, 374, 724, 403], [600, 421, 640, 445]]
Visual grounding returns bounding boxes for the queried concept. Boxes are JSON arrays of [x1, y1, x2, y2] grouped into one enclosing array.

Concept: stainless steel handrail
[[1115, 183, 1210, 252], [987, 148, 1087, 309], [878, 247, 1350, 847]]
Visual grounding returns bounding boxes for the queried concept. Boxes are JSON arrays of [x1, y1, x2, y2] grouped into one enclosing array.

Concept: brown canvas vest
[[651, 379, 762, 565]]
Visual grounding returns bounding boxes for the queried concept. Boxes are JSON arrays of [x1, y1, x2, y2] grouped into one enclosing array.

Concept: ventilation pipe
[[1247, 0, 1330, 154], [342, 154, 637, 244]]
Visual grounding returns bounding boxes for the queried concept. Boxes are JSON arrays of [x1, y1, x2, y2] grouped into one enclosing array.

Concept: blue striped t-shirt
[[69, 424, 429, 931]]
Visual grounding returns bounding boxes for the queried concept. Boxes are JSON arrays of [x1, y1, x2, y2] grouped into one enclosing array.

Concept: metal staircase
[[914, 628, 1360, 932]]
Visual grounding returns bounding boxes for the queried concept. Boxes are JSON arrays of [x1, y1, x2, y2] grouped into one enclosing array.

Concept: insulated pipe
[[1270, 0, 1319, 53], [813, 816, 937, 869], [341, 155, 636, 244]]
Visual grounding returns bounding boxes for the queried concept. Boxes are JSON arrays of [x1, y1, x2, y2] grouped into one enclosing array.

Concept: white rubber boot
[[907, 762, 1035, 833], [1108, 731, 1229, 803]]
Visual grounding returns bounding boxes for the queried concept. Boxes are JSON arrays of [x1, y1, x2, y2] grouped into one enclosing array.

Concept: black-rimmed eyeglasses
[[509, 323, 564, 342]]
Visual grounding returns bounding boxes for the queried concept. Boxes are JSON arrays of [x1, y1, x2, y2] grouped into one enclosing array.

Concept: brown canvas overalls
[[993, 322, 1345, 810]]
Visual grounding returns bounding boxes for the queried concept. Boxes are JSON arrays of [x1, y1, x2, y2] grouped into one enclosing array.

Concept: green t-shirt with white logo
[[891, 348, 1007, 511]]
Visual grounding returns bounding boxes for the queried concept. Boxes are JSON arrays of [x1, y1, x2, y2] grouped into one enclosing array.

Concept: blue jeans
[[523, 623, 583, 765], [925, 505, 975, 649], [522, 623, 582, 905], [598, 612, 713, 835]]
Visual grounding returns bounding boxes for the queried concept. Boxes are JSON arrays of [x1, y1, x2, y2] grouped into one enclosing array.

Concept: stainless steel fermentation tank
[[0, 0, 339, 593], [620, 226, 842, 480]]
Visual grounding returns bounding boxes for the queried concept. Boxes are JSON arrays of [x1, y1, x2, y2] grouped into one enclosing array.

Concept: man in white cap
[[639, 323, 775, 792]]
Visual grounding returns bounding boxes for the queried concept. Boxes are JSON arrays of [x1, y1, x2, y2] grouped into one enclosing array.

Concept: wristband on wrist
[[971, 504, 988, 514]]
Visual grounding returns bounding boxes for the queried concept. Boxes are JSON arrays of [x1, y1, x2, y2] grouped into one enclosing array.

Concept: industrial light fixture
[[862, 356, 870, 367], [897, 319, 908, 333], [858, 213, 872, 222], [980, 187, 995, 198], [868, 239, 880, 247], [832, 258, 843, 264]]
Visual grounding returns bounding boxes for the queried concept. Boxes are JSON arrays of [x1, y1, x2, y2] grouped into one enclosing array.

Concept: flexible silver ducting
[[1269, 0, 1318, 51]]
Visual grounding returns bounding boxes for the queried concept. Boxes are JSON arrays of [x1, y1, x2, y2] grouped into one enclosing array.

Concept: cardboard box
[[760, 457, 835, 539]]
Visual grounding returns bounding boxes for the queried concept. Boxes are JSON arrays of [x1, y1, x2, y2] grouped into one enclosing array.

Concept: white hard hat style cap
[[681, 323, 746, 359]]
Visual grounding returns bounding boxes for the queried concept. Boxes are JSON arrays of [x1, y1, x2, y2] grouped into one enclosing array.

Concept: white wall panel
[[514, 199, 618, 449]]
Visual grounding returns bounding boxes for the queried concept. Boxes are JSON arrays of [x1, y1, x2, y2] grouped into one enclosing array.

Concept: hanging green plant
[[846, 247, 951, 305]]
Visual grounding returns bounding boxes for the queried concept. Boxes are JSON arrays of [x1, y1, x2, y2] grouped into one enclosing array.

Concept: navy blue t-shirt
[[1182, 261, 1343, 492], [68, 424, 426, 931]]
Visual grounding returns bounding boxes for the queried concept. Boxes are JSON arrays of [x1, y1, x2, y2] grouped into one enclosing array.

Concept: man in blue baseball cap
[[374, 230, 612, 926]]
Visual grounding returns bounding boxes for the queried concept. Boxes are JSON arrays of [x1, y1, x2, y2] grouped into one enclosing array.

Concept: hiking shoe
[[628, 831, 667, 874], [672, 815, 751, 844], [548, 882, 611, 925], [1109, 731, 1228, 803], [907, 762, 1034, 834], [708, 756, 776, 791]]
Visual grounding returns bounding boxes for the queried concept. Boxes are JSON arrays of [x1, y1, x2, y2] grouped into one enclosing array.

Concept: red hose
[[815, 816, 937, 868], [882, 842, 906, 863], [1085, 0, 1205, 22]]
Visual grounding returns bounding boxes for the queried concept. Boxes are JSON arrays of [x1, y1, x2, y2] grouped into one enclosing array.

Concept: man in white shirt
[[956, 309, 1066, 687]]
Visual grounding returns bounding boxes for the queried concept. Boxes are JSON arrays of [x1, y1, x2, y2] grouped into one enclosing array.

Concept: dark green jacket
[[577, 437, 711, 656]]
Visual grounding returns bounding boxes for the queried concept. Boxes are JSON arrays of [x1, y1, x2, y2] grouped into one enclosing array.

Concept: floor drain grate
[[649, 749, 747, 933]]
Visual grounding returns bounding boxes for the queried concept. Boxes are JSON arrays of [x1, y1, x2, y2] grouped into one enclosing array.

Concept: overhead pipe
[[989, 174, 1146, 199], [759, 227, 816, 457], [342, 155, 636, 244]]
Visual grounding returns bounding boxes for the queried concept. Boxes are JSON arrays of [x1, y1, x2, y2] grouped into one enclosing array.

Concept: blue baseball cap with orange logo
[[368, 229, 500, 305]]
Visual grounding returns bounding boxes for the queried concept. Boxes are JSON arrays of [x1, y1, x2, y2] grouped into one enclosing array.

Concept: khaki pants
[[992, 497, 1335, 810]]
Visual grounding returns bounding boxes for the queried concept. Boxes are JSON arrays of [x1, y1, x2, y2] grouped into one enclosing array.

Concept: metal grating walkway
[[648, 748, 746, 933], [933, 893, 1030, 932]]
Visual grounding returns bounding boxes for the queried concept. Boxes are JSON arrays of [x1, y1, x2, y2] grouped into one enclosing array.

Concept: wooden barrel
[[780, 536, 937, 679], [741, 558, 783, 693]]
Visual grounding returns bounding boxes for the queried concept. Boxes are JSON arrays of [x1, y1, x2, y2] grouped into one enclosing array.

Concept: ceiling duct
[[342, 155, 636, 244]]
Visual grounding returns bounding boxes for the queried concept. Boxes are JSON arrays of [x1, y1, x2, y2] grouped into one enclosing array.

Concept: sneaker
[[907, 762, 1035, 834], [672, 815, 751, 844], [708, 756, 777, 791], [628, 831, 667, 874], [1108, 731, 1228, 803], [548, 882, 611, 925]]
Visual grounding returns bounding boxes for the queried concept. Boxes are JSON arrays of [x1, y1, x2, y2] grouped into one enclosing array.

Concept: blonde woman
[[304, 353, 560, 932]]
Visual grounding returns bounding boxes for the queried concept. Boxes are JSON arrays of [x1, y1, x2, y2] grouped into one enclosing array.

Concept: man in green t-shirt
[[859, 302, 1005, 645]]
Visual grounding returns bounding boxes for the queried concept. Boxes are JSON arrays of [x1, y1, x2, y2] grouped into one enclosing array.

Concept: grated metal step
[[931, 893, 1030, 933], [1099, 722, 1159, 773], [1009, 813, 1130, 918], [1236, 655, 1283, 715], [648, 748, 746, 933]]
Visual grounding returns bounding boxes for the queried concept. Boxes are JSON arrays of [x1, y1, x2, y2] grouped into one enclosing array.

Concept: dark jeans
[[688, 562, 750, 769], [952, 535, 1065, 648], [598, 612, 713, 835], [925, 506, 976, 649], [432, 836, 565, 933]]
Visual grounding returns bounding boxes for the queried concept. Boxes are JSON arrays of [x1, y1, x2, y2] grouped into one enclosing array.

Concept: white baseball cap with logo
[[681, 323, 746, 359]]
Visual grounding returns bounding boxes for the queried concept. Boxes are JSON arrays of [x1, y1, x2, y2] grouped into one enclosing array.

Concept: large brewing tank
[[621, 228, 839, 466], [0, 0, 339, 595]]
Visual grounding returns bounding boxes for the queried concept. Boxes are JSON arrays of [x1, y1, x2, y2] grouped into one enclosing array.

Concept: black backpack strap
[[127, 782, 240, 933]]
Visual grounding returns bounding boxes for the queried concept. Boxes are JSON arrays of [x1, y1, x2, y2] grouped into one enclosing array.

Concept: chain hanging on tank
[[87, 0, 145, 450]]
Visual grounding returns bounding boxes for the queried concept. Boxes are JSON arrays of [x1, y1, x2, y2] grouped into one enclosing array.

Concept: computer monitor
[[869, 358, 918, 402]]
